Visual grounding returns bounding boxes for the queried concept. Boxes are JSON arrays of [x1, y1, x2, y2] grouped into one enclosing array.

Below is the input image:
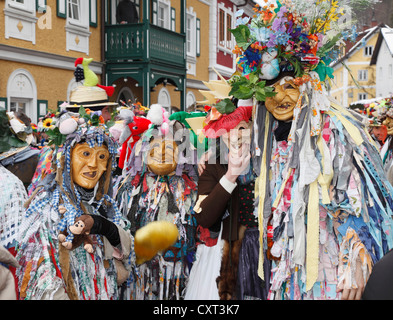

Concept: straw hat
[[67, 85, 118, 111]]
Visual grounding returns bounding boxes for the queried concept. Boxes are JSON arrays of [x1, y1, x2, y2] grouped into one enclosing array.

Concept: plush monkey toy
[[58, 215, 95, 253]]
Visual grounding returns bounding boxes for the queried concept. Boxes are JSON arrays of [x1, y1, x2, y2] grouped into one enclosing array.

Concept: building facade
[[1, 0, 254, 120], [105, 0, 254, 112], [0, 0, 103, 123], [329, 24, 382, 107], [371, 26, 393, 99]]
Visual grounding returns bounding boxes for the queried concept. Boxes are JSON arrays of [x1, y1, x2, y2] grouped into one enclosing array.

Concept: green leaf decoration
[[215, 98, 236, 114], [46, 127, 66, 146], [230, 25, 250, 50], [229, 71, 277, 102]]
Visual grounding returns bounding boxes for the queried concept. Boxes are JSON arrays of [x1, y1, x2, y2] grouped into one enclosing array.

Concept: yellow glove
[[134, 221, 179, 265]]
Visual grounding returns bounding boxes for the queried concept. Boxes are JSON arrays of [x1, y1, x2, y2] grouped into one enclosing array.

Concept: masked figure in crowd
[[116, 104, 199, 300], [15, 102, 178, 300], [225, 0, 393, 300], [184, 68, 269, 300]]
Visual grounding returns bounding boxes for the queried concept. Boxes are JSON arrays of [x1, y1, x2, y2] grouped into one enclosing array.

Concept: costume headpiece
[[230, 0, 356, 98], [197, 68, 254, 139], [67, 57, 118, 112]]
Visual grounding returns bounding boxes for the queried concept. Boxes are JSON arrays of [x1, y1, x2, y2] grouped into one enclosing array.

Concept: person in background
[[116, 0, 139, 24]]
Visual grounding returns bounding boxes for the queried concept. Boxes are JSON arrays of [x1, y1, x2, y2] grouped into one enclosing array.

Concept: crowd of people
[[1, 0, 393, 301]]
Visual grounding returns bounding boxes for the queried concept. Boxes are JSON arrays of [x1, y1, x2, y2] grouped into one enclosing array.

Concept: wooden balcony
[[105, 23, 185, 68]]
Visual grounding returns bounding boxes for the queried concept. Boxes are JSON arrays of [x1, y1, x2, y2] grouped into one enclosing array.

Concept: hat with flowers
[[229, 0, 359, 101]]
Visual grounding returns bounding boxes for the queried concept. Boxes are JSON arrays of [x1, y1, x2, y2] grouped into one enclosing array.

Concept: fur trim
[[215, 225, 246, 300]]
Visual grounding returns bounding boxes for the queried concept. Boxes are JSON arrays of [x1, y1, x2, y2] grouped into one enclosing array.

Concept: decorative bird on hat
[[74, 57, 115, 97]]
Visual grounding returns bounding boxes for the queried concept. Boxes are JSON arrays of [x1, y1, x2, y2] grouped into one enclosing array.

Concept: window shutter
[[196, 18, 200, 56], [90, 0, 97, 27], [152, 0, 157, 25], [37, 100, 48, 119], [0, 98, 7, 110], [36, 0, 47, 12], [171, 7, 176, 32], [57, 0, 66, 18]]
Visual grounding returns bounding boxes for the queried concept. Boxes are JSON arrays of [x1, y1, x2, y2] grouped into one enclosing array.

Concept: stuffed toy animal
[[118, 116, 151, 169], [58, 214, 95, 253]]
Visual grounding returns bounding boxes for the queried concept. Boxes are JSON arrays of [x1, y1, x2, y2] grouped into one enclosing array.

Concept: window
[[156, 0, 170, 29], [389, 64, 393, 79], [186, 12, 196, 57], [7, 0, 34, 12], [68, 0, 80, 22], [218, 5, 233, 51], [7, 69, 37, 123], [358, 69, 368, 81], [364, 46, 373, 57], [358, 93, 368, 100], [10, 100, 27, 114], [157, 88, 171, 113], [4, 0, 36, 43]]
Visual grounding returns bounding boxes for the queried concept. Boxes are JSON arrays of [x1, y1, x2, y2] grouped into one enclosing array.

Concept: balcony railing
[[105, 23, 185, 68]]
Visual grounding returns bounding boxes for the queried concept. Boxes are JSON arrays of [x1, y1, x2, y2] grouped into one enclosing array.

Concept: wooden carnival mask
[[265, 78, 300, 121], [222, 120, 252, 152], [146, 137, 179, 176], [71, 142, 110, 189]]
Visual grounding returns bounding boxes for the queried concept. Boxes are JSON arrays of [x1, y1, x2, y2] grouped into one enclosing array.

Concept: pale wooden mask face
[[71, 142, 109, 189], [222, 120, 252, 152], [265, 78, 300, 121], [146, 137, 179, 176]]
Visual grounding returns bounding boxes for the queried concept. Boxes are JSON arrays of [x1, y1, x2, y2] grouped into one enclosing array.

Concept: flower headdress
[[230, 0, 357, 99]]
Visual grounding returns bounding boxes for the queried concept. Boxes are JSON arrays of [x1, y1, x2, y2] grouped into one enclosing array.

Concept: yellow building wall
[[186, 0, 211, 106], [330, 32, 378, 107], [0, 61, 74, 112], [0, 0, 103, 117], [0, 0, 102, 60]]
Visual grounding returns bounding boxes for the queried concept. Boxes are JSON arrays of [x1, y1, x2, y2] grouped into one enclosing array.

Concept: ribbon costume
[[116, 104, 200, 300], [225, 0, 393, 299], [14, 60, 178, 300]]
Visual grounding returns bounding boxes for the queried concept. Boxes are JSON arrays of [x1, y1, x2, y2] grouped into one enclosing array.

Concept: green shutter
[[152, 0, 157, 25], [0, 98, 7, 110], [171, 7, 176, 32], [90, 0, 97, 27], [37, 100, 48, 119], [57, 0, 66, 18], [196, 18, 200, 57]]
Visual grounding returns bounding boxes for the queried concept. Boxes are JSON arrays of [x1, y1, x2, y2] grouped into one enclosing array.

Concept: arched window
[[157, 87, 171, 113], [186, 91, 196, 110], [117, 86, 136, 106], [7, 69, 37, 123]]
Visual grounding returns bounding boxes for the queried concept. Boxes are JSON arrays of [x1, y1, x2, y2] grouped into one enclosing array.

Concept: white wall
[[376, 39, 393, 98]]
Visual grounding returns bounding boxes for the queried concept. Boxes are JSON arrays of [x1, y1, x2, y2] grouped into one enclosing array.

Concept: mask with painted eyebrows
[[71, 142, 110, 189], [265, 78, 300, 121]]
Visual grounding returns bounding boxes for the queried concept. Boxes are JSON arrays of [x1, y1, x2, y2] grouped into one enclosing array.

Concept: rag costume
[[227, 0, 393, 299], [14, 60, 177, 300], [15, 124, 134, 300], [378, 103, 393, 184], [116, 105, 199, 300]]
